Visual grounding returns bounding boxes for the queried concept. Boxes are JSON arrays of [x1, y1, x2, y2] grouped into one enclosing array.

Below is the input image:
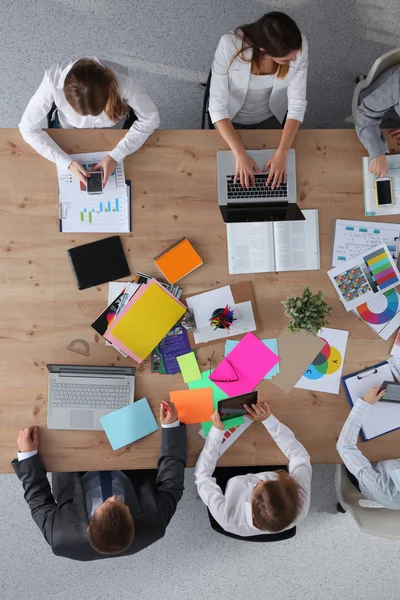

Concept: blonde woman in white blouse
[[209, 12, 308, 190]]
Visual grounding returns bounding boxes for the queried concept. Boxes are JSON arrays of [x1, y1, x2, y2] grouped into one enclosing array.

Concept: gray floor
[[3, 1, 400, 598]]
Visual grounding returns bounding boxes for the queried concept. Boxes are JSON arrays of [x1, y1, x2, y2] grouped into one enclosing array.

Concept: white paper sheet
[[332, 219, 400, 267], [274, 209, 320, 272], [190, 299, 256, 344], [186, 285, 234, 330], [227, 222, 275, 274], [295, 328, 349, 394], [343, 363, 399, 440], [108, 281, 128, 305], [353, 289, 400, 341]]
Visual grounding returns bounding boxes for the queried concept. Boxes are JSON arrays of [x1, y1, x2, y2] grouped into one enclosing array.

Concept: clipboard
[[184, 281, 260, 349], [342, 361, 400, 441]]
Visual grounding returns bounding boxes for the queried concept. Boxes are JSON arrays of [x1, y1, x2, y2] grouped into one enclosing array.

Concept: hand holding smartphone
[[374, 177, 393, 207], [87, 171, 103, 195]]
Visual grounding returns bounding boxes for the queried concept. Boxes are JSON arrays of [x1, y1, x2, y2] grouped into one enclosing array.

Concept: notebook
[[104, 280, 187, 363], [154, 237, 203, 283], [332, 219, 400, 267], [226, 209, 319, 274]]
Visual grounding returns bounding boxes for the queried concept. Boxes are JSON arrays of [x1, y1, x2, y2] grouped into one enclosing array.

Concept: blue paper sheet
[[225, 338, 280, 379], [100, 397, 159, 450]]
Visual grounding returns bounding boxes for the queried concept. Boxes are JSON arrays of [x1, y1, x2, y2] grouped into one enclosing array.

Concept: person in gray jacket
[[355, 65, 400, 178]]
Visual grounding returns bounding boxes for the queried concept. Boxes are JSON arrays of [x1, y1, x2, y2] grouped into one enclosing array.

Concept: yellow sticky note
[[177, 352, 202, 383]]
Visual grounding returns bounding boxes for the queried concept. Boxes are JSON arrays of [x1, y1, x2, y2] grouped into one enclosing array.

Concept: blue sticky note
[[225, 339, 280, 379], [100, 397, 159, 450]]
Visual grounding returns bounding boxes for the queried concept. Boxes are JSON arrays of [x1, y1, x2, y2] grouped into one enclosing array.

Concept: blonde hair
[[64, 59, 127, 123]]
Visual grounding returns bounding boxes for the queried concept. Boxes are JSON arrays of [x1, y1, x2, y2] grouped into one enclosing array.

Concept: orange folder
[[154, 237, 203, 284], [169, 388, 213, 424]]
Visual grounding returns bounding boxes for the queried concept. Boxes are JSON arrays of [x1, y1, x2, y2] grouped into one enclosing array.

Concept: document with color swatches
[[100, 398, 159, 450], [328, 243, 400, 312], [104, 280, 186, 363]]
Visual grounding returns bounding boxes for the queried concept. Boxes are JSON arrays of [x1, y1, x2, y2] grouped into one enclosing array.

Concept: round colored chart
[[356, 289, 399, 325], [304, 339, 342, 380]]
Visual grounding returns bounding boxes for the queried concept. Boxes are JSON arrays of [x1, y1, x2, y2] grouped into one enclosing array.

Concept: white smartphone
[[86, 171, 103, 195], [374, 177, 393, 207]]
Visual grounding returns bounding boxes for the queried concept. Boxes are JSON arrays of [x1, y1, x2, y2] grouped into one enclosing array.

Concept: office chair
[[200, 70, 213, 130], [352, 48, 400, 123], [335, 464, 400, 540], [207, 465, 297, 542], [46, 104, 137, 129]]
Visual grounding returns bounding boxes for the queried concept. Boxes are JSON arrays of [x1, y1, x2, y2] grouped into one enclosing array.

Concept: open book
[[227, 209, 320, 274]]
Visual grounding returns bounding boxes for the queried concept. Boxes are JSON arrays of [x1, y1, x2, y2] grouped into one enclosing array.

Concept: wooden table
[[1, 128, 400, 473]]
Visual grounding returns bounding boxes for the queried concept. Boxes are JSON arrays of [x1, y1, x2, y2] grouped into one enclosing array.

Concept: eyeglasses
[[209, 351, 239, 383]]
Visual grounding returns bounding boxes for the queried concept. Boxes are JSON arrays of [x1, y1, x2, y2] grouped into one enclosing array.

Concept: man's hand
[[234, 150, 261, 188], [17, 427, 39, 453], [264, 149, 288, 189], [160, 400, 179, 425], [369, 154, 389, 178], [363, 386, 387, 405], [244, 401, 271, 421], [210, 410, 225, 431], [68, 160, 90, 185], [389, 129, 400, 140], [92, 155, 117, 187]]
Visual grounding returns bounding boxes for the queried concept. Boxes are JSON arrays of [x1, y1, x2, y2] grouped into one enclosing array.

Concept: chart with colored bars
[[332, 219, 400, 267], [61, 189, 130, 233], [80, 198, 120, 223], [354, 289, 400, 341]]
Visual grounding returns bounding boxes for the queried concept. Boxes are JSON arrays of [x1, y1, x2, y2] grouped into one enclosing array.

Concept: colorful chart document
[[100, 398, 159, 450], [328, 244, 400, 311], [332, 219, 400, 267], [354, 289, 400, 341]]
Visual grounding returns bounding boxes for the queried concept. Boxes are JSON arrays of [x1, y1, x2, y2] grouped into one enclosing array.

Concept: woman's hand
[[369, 154, 389, 178], [210, 410, 225, 431], [68, 160, 90, 185], [244, 401, 271, 421], [234, 150, 261, 188], [264, 149, 288, 189], [92, 154, 117, 187], [363, 386, 386, 405]]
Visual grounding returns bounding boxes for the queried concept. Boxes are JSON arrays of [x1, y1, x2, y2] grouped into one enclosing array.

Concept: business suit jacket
[[12, 425, 186, 561]]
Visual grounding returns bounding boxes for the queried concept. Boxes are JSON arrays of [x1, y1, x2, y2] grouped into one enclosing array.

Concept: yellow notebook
[[104, 280, 186, 363], [154, 237, 203, 284]]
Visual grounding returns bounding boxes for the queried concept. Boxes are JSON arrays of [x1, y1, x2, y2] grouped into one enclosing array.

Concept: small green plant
[[282, 287, 332, 336]]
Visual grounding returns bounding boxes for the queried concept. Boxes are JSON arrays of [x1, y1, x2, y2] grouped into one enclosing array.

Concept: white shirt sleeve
[[161, 420, 180, 429], [17, 449, 38, 461], [18, 72, 73, 170], [194, 426, 229, 526], [109, 78, 160, 163], [262, 414, 312, 514], [208, 35, 232, 124], [286, 37, 308, 123]]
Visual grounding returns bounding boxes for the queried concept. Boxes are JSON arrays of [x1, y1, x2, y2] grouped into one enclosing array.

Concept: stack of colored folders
[[104, 279, 187, 363]]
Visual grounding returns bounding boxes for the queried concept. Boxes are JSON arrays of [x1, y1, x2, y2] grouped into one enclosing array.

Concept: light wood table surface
[[1, 128, 400, 473]]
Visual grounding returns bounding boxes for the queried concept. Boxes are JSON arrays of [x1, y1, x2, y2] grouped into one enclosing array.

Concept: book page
[[226, 222, 275, 274], [274, 209, 320, 272]]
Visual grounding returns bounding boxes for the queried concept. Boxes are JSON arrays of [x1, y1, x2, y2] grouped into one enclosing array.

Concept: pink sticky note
[[209, 332, 280, 397]]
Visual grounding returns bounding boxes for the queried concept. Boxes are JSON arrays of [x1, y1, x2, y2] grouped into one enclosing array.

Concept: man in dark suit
[[12, 400, 186, 561]]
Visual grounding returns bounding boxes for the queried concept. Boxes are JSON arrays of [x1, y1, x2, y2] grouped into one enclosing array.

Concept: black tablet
[[218, 391, 258, 421], [67, 236, 130, 290]]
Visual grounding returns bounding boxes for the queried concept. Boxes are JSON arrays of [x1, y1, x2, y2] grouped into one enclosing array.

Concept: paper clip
[[357, 368, 378, 380]]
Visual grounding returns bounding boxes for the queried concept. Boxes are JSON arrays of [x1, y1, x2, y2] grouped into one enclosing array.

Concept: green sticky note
[[177, 352, 202, 383], [201, 415, 245, 436]]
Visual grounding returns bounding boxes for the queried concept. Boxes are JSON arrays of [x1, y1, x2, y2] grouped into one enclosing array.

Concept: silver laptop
[[47, 364, 135, 430], [217, 149, 304, 223]]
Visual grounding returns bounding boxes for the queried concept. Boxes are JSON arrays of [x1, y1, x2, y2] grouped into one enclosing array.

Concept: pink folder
[[210, 332, 280, 396]]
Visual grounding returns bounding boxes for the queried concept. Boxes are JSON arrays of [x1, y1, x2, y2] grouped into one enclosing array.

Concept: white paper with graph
[[332, 219, 400, 267], [57, 152, 130, 233]]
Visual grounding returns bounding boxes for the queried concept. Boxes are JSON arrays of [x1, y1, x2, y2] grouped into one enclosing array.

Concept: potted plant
[[282, 287, 332, 336]]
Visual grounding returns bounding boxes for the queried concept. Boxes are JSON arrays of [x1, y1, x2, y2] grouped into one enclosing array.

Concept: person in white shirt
[[194, 400, 312, 536], [19, 57, 160, 185], [337, 386, 400, 509], [209, 12, 308, 190]]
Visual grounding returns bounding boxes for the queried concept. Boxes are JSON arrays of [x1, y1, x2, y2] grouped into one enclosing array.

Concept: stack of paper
[[57, 151, 131, 233], [104, 280, 186, 363]]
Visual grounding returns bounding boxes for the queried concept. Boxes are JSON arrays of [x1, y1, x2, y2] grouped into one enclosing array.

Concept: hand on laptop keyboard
[[263, 150, 288, 190], [234, 151, 261, 188]]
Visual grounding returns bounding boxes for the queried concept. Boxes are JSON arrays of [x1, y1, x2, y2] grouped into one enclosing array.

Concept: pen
[[162, 401, 173, 414]]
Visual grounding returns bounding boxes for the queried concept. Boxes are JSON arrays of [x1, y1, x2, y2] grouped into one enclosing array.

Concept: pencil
[[162, 401, 173, 414]]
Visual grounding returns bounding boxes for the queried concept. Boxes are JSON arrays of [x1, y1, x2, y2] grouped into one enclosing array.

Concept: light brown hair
[[87, 502, 135, 555], [252, 470, 301, 532], [64, 59, 127, 122], [232, 12, 302, 80]]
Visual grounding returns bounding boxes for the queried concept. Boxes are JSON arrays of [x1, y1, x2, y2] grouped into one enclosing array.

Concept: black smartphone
[[87, 171, 103, 194], [378, 381, 400, 403], [375, 178, 393, 206], [217, 391, 258, 421]]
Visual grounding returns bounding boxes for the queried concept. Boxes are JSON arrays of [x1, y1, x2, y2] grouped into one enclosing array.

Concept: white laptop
[[47, 364, 135, 430]]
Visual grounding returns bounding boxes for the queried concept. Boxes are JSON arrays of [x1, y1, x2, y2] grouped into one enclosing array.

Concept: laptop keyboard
[[226, 174, 288, 199], [51, 383, 131, 409]]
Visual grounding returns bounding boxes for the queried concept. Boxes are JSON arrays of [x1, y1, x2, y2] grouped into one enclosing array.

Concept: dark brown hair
[[64, 59, 127, 122], [252, 470, 301, 532], [233, 12, 302, 79], [87, 502, 135, 555]]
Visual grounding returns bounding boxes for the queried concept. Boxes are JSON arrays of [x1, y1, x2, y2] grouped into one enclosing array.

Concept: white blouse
[[233, 73, 275, 125], [19, 57, 160, 170]]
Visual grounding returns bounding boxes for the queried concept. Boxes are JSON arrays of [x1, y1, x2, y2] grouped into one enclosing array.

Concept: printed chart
[[295, 328, 349, 394], [61, 195, 130, 233], [354, 289, 400, 340], [332, 220, 400, 267]]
